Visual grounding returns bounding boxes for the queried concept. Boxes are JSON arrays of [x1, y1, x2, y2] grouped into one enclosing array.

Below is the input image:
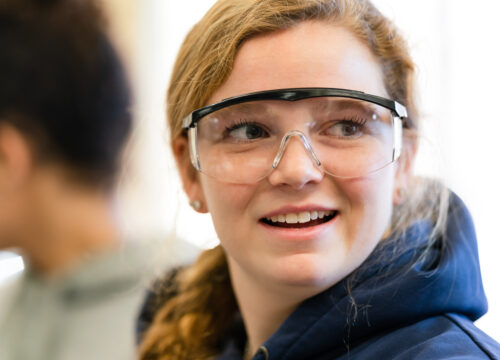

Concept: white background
[[1, 0, 499, 342]]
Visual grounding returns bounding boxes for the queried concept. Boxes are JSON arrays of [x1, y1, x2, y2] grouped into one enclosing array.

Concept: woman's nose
[[267, 133, 324, 189]]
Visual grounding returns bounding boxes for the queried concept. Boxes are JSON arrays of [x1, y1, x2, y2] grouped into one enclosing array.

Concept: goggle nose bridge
[[271, 130, 322, 170]]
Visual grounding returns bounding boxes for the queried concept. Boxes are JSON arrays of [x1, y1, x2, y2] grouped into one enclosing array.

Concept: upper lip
[[260, 205, 338, 219]]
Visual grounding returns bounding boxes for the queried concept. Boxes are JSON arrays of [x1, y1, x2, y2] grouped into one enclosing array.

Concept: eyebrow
[[210, 102, 277, 119], [312, 98, 381, 114]]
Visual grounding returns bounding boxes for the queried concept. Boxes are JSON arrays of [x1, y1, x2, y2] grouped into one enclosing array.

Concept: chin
[[269, 253, 345, 290]]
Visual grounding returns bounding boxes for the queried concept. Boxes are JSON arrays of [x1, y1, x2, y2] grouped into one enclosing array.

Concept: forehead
[[208, 21, 387, 104]]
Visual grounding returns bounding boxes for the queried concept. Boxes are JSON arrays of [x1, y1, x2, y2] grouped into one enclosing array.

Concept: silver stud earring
[[189, 200, 201, 211]]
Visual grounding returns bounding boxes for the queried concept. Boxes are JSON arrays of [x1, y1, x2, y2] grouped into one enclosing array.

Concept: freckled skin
[[187, 21, 402, 299]]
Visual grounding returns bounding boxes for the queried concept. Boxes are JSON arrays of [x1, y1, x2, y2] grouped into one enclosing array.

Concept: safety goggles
[[182, 88, 408, 184]]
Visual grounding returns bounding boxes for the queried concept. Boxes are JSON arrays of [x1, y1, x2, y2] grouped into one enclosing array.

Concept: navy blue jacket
[[139, 193, 500, 359]]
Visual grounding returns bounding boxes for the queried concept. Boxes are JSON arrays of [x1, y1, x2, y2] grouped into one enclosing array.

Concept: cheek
[[339, 168, 395, 246], [200, 177, 256, 248], [0, 192, 27, 249]]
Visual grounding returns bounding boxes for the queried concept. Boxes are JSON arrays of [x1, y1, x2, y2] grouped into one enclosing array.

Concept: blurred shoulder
[[0, 272, 23, 321]]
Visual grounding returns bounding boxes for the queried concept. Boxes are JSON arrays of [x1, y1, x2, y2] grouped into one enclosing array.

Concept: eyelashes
[[223, 119, 269, 141], [221, 115, 371, 142]]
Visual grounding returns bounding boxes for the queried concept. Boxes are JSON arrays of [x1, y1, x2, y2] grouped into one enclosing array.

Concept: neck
[[21, 176, 120, 277], [228, 259, 307, 356]]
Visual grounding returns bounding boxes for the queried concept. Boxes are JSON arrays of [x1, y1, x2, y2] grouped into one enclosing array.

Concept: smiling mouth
[[261, 210, 338, 228]]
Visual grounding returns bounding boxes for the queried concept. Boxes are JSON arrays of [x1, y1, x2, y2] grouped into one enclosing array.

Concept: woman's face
[[178, 21, 408, 296]]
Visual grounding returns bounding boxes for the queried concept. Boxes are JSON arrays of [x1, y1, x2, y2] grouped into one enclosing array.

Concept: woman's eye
[[227, 123, 266, 140], [325, 120, 364, 138]]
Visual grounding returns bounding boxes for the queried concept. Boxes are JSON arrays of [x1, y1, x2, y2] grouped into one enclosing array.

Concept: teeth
[[298, 211, 311, 223], [266, 210, 334, 224], [285, 213, 298, 224]]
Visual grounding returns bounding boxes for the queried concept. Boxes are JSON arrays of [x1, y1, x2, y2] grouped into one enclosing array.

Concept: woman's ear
[[393, 134, 417, 205], [0, 123, 33, 192], [172, 136, 208, 213]]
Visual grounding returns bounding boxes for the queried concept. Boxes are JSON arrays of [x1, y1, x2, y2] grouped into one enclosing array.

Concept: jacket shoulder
[[339, 314, 500, 360], [444, 313, 500, 359]]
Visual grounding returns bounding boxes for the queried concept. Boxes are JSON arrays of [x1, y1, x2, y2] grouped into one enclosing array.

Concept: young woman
[[138, 0, 500, 359]]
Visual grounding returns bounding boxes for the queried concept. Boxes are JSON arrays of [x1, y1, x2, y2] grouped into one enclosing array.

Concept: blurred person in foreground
[[0, 0, 152, 359]]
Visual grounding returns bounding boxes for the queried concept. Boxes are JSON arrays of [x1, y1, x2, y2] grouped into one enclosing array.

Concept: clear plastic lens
[[190, 97, 400, 183]]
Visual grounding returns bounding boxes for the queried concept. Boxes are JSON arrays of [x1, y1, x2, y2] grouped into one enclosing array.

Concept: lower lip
[[259, 214, 338, 242]]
